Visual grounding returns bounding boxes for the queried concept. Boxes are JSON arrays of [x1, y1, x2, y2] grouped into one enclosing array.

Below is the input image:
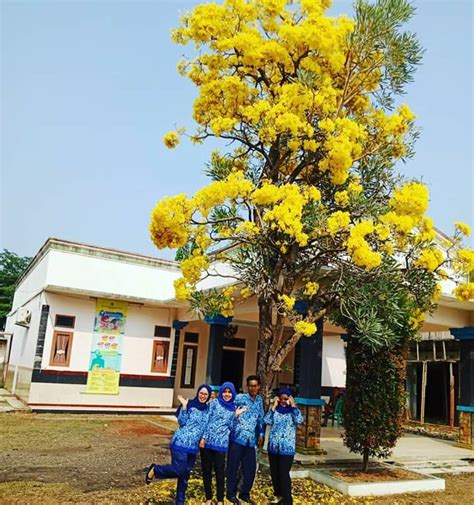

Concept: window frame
[[180, 344, 198, 389], [154, 325, 171, 338], [54, 314, 76, 329], [49, 330, 74, 367], [150, 339, 171, 373]]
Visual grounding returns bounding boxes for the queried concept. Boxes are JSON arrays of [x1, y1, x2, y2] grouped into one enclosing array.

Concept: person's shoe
[[238, 496, 256, 505], [144, 464, 155, 485], [226, 497, 240, 505], [270, 497, 282, 504]]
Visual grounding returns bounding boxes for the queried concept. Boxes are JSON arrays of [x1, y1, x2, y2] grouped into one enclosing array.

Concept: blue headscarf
[[217, 381, 236, 411], [176, 383, 212, 417], [276, 388, 294, 414]]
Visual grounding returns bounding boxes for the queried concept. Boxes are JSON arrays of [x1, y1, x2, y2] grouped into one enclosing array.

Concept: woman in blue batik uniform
[[264, 388, 304, 505], [145, 384, 212, 505], [199, 382, 246, 505]]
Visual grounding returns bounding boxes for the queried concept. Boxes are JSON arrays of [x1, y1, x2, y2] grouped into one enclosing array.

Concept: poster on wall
[[85, 299, 127, 394]]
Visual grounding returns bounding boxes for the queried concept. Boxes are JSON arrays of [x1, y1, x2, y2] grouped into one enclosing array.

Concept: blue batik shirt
[[170, 406, 210, 454], [202, 399, 235, 452], [264, 408, 304, 456], [231, 393, 265, 448]]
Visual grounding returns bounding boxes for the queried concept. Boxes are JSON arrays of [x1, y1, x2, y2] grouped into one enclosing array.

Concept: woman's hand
[[235, 406, 247, 417], [199, 438, 206, 449], [177, 395, 188, 409], [289, 396, 296, 408], [271, 396, 279, 411]]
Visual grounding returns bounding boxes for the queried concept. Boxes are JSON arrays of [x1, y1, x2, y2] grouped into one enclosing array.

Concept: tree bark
[[362, 448, 369, 472]]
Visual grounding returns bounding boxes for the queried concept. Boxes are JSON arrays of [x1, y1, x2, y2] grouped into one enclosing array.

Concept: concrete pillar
[[204, 315, 232, 389], [171, 320, 188, 387], [450, 326, 474, 449]]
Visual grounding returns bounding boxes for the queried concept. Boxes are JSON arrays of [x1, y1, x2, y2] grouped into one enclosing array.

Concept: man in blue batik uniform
[[226, 375, 265, 504]]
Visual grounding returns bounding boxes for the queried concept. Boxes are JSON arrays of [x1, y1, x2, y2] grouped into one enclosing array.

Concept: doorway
[[220, 349, 244, 392]]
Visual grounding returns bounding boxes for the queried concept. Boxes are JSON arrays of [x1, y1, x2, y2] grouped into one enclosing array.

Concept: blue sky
[[1, 0, 472, 260]]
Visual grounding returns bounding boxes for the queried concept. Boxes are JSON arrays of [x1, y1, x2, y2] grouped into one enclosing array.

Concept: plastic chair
[[328, 396, 344, 427]]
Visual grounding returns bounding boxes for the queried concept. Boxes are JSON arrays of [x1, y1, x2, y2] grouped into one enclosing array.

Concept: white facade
[[5, 237, 472, 413]]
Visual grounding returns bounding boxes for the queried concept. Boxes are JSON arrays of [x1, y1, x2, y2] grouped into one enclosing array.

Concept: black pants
[[226, 441, 257, 500], [268, 452, 294, 505], [200, 447, 226, 501]]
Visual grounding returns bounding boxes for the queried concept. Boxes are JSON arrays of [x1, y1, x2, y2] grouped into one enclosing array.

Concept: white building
[[4, 237, 473, 419]]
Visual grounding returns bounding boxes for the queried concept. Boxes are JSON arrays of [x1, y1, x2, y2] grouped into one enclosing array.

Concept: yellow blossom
[[335, 190, 350, 208], [174, 278, 191, 301], [304, 282, 319, 297], [453, 249, 474, 274], [150, 194, 193, 249], [240, 287, 252, 298], [327, 211, 351, 236], [163, 131, 180, 148], [294, 321, 317, 336], [455, 221, 471, 237], [279, 294, 296, 311], [181, 252, 209, 285], [414, 248, 444, 272], [409, 309, 425, 330], [453, 283, 474, 301]]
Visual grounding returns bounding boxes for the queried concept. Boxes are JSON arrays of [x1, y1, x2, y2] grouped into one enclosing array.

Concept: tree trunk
[[257, 297, 275, 409], [362, 448, 369, 472]]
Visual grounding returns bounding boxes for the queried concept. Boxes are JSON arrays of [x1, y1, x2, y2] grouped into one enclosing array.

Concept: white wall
[[322, 335, 346, 388], [11, 255, 49, 311], [28, 382, 174, 409], [46, 249, 181, 301], [43, 292, 176, 375], [6, 292, 44, 369]]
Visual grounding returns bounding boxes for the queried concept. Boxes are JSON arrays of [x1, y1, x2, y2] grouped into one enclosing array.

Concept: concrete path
[[315, 426, 473, 462], [293, 426, 474, 475], [0, 387, 30, 412]]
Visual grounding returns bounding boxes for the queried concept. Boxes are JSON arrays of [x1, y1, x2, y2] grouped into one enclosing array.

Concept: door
[[220, 349, 244, 392]]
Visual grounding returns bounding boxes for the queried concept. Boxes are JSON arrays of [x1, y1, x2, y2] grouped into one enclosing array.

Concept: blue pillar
[[293, 302, 325, 454], [204, 315, 233, 388], [450, 327, 474, 449]]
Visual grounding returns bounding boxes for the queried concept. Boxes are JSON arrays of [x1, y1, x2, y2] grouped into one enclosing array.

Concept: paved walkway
[[315, 426, 473, 463], [291, 426, 474, 474], [0, 388, 29, 413]]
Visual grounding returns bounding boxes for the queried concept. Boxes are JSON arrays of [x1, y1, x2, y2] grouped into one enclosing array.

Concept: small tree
[[0, 250, 31, 329], [331, 258, 436, 470], [150, 0, 474, 408]]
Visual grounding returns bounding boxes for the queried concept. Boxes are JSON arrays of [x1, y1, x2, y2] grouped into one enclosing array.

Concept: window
[[180, 345, 197, 388], [154, 325, 171, 338], [55, 314, 75, 328], [151, 340, 170, 373], [223, 337, 246, 349], [184, 332, 199, 344], [49, 331, 74, 367]]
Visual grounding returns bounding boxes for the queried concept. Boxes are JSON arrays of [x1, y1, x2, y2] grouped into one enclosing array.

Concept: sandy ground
[[0, 412, 472, 504]]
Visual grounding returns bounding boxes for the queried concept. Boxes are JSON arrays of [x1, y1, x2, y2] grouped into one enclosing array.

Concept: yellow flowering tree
[[150, 0, 473, 408]]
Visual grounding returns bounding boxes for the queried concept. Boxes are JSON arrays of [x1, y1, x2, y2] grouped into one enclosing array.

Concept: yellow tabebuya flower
[[304, 281, 319, 297], [454, 221, 471, 237], [279, 294, 296, 311], [163, 131, 180, 149], [453, 249, 474, 274], [453, 282, 474, 302], [414, 248, 444, 272], [294, 320, 317, 337]]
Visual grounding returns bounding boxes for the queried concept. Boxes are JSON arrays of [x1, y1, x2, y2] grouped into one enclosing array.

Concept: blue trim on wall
[[204, 315, 233, 326], [450, 327, 474, 341], [457, 405, 474, 413], [209, 385, 221, 392], [172, 320, 189, 330], [295, 397, 325, 406]]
